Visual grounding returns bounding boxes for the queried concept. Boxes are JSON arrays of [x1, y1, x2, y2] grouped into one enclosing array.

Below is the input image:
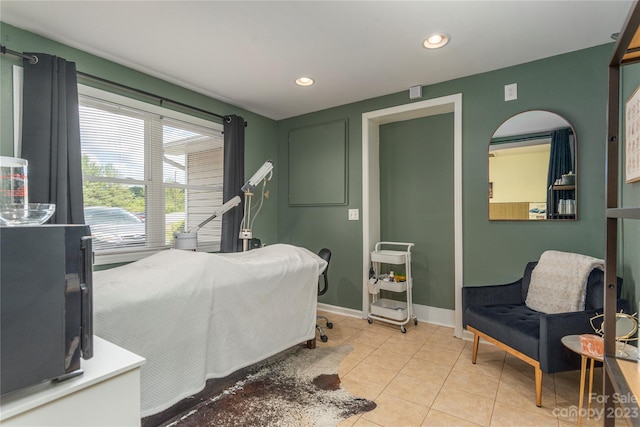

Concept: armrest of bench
[[539, 309, 598, 373]]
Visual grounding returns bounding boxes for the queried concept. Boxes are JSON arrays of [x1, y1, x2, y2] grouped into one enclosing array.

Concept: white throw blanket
[[93, 244, 326, 417], [525, 250, 604, 314]]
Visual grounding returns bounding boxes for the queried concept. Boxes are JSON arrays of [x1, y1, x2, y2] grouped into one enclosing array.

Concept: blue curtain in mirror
[[221, 115, 245, 252], [546, 128, 573, 218], [21, 53, 85, 224]]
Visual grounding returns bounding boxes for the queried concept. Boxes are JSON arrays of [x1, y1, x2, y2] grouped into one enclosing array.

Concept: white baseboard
[[317, 303, 363, 319], [318, 302, 456, 329], [318, 303, 494, 346], [412, 304, 455, 329], [461, 329, 475, 342]]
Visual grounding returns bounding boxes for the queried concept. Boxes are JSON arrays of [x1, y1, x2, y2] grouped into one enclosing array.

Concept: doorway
[[361, 94, 463, 337]]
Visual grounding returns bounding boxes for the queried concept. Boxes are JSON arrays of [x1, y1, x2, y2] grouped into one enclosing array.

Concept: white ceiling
[[0, 1, 634, 120]]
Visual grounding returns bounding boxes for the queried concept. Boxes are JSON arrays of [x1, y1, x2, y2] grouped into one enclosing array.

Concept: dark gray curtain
[[546, 128, 573, 218], [221, 115, 245, 252], [21, 53, 84, 224]]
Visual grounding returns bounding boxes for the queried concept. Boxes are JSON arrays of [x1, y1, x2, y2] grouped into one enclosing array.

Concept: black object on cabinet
[[0, 225, 94, 395]]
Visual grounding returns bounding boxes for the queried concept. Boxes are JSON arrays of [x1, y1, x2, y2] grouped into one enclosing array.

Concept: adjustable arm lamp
[[174, 195, 241, 250], [240, 160, 274, 251], [242, 161, 274, 192]]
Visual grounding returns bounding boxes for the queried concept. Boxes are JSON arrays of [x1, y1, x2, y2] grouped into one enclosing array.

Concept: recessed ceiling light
[[296, 77, 314, 86], [423, 33, 449, 49]]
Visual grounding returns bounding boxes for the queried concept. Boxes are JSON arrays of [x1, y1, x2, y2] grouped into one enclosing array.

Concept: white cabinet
[[367, 241, 417, 333], [0, 337, 145, 427]]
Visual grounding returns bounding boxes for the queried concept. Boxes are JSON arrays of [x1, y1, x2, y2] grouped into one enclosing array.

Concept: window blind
[[78, 87, 224, 263]]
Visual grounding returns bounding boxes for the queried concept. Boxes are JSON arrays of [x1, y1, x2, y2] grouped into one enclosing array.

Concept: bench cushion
[[465, 304, 541, 360]]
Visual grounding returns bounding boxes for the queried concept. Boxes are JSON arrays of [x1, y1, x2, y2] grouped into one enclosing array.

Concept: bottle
[[389, 271, 395, 282]]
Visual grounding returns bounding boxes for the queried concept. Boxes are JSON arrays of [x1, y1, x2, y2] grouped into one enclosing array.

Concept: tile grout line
[[359, 323, 437, 426]]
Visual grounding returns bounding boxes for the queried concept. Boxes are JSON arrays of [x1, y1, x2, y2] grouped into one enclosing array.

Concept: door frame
[[361, 93, 463, 337]]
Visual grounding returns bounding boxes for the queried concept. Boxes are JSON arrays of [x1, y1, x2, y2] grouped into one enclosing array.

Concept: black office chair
[[317, 248, 333, 342]]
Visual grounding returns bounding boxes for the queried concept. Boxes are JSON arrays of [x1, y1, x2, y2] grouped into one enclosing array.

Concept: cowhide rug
[[143, 344, 376, 427]]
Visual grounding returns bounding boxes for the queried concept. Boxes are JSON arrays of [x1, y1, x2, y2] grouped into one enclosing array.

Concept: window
[[78, 86, 224, 263]]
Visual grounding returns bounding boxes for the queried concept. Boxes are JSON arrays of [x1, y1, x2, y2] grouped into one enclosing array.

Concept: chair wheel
[[414, 318, 418, 325], [326, 322, 334, 329], [367, 317, 373, 324], [321, 335, 328, 342], [400, 325, 406, 333]]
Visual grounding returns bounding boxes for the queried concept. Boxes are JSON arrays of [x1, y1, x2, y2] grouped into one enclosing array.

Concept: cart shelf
[[367, 241, 417, 333], [379, 279, 407, 293], [370, 299, 408, 321], [371, 250, 409, 265]]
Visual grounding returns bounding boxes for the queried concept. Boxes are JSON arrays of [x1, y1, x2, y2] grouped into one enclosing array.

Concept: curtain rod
[[0, 45, 241, 125], [0, 44, 38, 64], [77, 71, 231, 123], [0, 44, 242, 127]]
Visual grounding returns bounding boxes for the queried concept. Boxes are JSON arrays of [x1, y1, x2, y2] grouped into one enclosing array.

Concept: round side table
[[561, 335, 639, 427], [561, 335, 602, 427]]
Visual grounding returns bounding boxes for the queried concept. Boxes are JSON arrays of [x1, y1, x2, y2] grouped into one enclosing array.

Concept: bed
[[92, 244, 327, 417]]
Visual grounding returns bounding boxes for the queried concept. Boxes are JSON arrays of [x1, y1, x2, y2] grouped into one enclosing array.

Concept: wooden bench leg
[[535, 366, 543, 407], [467, 326, 544, 408], [472, 333, 480, 364]]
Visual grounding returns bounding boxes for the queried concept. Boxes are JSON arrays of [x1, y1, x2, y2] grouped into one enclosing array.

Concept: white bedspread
[[93, 244, 326, 417]]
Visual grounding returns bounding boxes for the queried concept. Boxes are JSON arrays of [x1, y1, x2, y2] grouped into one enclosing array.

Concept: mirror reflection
[[489, 110, 577, 221]]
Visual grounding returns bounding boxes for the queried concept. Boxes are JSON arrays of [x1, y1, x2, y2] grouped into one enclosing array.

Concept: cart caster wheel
[[326, 322, 334, 329], [414, 318, 418, 325], [367, 317, 373, 324], [400, 326, 406, 333], [320, 335, 328, 342]]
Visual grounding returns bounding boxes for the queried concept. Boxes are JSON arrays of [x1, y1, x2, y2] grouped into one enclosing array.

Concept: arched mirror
[[489, 110, 577, 221]]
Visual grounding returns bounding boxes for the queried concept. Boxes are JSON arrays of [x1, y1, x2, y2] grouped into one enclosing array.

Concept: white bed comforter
[[93, 244, 326, 417]]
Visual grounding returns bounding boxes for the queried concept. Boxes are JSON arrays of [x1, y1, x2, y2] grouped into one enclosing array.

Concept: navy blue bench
[[462, 262, 624, 407]]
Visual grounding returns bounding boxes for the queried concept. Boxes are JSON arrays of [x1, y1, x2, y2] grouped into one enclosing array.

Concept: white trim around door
[[361, 94, 463, 338]]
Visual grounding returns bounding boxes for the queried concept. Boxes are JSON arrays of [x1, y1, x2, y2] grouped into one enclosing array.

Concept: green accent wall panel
[[288, 119, 347, 206]]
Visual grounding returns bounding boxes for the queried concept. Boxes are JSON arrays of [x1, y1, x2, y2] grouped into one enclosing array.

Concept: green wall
[[621, 63, 640, 313], [379, 114, 455, 309], [278, 44, 614, 311], [0, 22, 279, 244]]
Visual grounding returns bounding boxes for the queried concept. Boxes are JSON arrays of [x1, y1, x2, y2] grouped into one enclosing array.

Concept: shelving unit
[[367, 242, 417, 333], [604, 2, 640, 426], [548, 184, 577, 220], [547, 213, 576, 220], [552, 185, 576, 191]]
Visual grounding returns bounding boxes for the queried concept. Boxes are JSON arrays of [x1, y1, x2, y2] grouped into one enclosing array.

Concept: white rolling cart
[[367, 241, 417, 333]]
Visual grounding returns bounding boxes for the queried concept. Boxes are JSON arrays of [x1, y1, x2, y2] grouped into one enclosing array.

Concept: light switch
[[348, 209, 359, 221], [504, 83, 517, 101]]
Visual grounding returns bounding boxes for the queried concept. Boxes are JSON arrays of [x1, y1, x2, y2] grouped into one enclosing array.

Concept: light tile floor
[[316, 310, 629, 427]]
